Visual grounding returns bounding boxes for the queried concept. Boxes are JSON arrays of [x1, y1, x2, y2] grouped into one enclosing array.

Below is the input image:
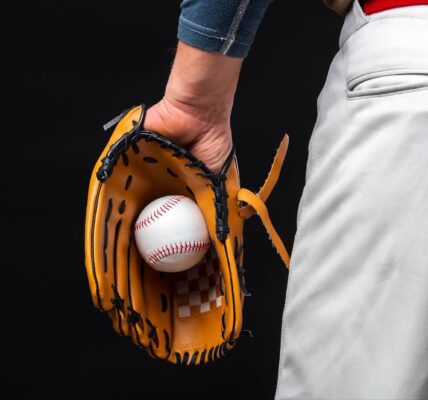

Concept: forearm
[[144, 41, 242, 172], [164, 0, 275, 116], [165, 41, 243, 121], [144, 1, 273, 172]]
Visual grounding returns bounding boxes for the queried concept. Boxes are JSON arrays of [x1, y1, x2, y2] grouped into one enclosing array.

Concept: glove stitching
[[97, 104, 233, 242]]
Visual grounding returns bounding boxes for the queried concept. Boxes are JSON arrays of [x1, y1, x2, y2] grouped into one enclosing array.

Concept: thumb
[[143, 104, 167, 135]]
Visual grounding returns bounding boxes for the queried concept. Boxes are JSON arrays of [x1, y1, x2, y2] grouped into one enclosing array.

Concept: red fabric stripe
[[361, 0, 428, 14]]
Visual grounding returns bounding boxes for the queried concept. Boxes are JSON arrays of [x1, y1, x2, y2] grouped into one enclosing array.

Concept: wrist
[[162, 90, 231, 125], [163, 41, 243, 122]]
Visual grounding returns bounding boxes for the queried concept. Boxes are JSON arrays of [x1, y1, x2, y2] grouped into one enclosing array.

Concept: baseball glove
[[84, 103, 290, 366]]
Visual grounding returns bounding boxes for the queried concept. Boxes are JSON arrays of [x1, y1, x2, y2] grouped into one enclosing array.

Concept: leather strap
[[258, 134, 289, 204], [237, 133, 290, 268], [239, 134, 289, 219], [237, 134, 290, 268], [237, 188, 290, 268]]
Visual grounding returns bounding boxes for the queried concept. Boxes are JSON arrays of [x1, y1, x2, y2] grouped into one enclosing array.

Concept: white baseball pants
[[275, 1, 428, 399]]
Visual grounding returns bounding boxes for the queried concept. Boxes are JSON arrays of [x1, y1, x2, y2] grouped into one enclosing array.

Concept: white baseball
[[133, 195, 211, 273]]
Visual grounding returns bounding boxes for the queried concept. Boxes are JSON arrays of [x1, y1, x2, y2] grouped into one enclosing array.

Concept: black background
[[7, 2, 342, 399]]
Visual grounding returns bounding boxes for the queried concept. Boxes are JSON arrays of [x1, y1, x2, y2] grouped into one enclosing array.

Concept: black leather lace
[[111, 284, 125, 313], [97, 103, 234, 242]]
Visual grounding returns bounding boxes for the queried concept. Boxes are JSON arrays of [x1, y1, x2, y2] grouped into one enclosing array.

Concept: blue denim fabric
[[178, 0, 273, 58]]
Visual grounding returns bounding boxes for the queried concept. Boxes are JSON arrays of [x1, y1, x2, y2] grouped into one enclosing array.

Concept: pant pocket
[[343, 14, 428, 100], [347, 68, 428, 99]]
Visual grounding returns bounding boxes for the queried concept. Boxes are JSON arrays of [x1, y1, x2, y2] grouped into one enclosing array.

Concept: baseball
[[133, 195, 211, 273]]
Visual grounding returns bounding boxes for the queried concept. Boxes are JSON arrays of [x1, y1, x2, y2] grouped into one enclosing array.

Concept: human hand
[[144, 96, 232, 174], [144, 41, 243, 174]]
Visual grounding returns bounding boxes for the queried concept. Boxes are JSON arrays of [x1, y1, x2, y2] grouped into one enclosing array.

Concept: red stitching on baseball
[[146, 240, 211, 265], [134, 195, 185, 232]]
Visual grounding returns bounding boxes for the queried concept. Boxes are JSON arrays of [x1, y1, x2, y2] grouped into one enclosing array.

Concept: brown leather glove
[[84, 104, 290, 365]]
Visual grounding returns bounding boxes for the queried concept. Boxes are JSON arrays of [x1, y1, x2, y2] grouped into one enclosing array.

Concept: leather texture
[[84, 104, 290, 365]]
